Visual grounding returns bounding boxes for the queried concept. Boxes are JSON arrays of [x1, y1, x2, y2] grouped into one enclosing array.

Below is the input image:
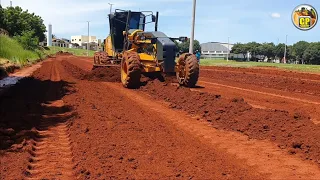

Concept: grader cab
[[93, 9, 199, 88]]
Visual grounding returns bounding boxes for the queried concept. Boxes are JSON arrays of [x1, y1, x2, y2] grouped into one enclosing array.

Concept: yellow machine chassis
[[124, 30, 162, 73]]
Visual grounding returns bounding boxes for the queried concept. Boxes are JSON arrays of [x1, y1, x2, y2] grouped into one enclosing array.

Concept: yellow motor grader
[[93, 9, 199, 88]]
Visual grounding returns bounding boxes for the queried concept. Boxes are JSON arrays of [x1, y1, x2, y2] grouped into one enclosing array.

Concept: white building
[[201, 42, 234, 59], [40, 38, 70, 48], [71, 35, 98, 46]]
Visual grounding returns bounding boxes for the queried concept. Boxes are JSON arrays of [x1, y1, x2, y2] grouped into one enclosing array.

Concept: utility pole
[[10, 1, 12, 7], [227, 37, 230, 61], [108, 3, 114, 15], [189, 0, 196, 54], [283, 35, 287, 63], [87, 21, 90, 57]]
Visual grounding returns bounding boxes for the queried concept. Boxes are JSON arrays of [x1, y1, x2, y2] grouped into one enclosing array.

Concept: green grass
[[44, 46, 95, 57], [0, 35, 95, 67], [0, 35, 44, 66], [200, 59, 320, 73]]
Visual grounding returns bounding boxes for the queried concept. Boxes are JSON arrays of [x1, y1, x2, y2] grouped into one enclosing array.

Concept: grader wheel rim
[[176, 54, 188, 84], [121, 52, 141, 89], [176, 53, 199, 87], [121, 59, 128, 84], [177, 64, 186, 82]]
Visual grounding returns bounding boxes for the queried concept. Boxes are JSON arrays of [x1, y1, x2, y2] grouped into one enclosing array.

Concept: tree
[[286, 45, 295, 63], [178, 39, 201, 53], [231, 43, 249, 60], [246, 42, 261, 61], [259, 43, 276, 61], [275, 43, 285, 60], [293, 41, 309, 64], [0, 5, 4, 29], [3, 6, 46, 41], [302, 42, 320, 64], [275, 43, 296, 63], [14, 30, 39, 50]]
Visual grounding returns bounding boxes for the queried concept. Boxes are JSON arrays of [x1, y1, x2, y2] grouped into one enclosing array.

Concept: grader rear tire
[[121, 52, 141, 89], [177, 53, 199, 87]]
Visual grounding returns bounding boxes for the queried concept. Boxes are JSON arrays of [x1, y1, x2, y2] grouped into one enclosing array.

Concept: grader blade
[[93, 52, 120, 68]]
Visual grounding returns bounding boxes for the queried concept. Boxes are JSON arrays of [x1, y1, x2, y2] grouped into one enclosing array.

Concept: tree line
[[175, 39, 201, 54], [231, 41, 320, 64], [0, 5, 46, 50]]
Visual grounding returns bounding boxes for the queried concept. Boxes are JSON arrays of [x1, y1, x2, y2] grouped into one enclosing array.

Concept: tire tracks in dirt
[[24, 60, 76, 180], [197, 77, 320, 124], [105, 82, 320, 180], [201, 68, 320, 83], [199, 80, 320, 105]]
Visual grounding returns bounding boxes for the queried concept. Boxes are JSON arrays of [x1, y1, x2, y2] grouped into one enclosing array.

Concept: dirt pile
[[140, 80, 320, 165], [61, 60, 121, 82], [61, 60, 87, 79], [56, 51, 73, 56], [83, 67, 121, 82]]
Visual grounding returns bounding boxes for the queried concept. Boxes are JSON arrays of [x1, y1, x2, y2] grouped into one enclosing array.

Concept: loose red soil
[[83, 66, 121, 82], [0, 58, 73, 179], [199, 66, 320, 125], [139, 80, 320, 166], [202, 66, 320, 80], [2, 55, 320, 179], [201, 67, 320, 96], [61, 60, 121, 82], [66, 56, 320, 167]]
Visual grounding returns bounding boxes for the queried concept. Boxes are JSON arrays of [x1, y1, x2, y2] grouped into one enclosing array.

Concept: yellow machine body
[[105, 36, 114, 57], [103, 29, 162, 73], [94, 10, 199, 89]]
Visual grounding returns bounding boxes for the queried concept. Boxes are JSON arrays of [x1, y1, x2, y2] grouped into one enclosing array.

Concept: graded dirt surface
[[1, 55, 320, 179], [199, 66, 320, 124]]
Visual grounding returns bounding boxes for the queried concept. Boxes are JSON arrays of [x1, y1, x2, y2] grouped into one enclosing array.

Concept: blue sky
[[1, 0, 320, 45]]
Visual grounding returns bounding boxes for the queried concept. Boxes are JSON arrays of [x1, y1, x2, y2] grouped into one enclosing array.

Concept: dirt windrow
[[139, 80, 320, 166], [61, 60, 121, 82]]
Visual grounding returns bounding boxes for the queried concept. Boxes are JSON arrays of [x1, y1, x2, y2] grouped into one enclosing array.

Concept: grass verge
[[200, 59, 320, 73], [43, 46, 95, 57], [0, 35, 95, 78], [0, 35, 44, 66]]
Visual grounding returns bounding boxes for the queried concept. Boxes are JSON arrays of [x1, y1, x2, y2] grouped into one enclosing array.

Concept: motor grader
[[93, 9, 199, 88]]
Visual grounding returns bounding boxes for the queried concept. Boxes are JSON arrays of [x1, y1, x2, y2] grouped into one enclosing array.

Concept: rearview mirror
[[152, 15, 156, 22], [179, 36, 188, 42]]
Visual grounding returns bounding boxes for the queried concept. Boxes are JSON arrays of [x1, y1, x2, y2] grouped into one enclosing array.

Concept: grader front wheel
[[176, 53, 199, 87], [121, 52, 141, 89]]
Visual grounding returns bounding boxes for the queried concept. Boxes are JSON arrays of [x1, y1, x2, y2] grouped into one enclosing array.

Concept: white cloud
[[271, 13, 281, 18]]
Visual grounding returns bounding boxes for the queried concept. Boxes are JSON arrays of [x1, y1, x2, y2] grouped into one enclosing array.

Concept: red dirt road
[[199, 66, 320, 124], [2, 55, 320, 179]]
